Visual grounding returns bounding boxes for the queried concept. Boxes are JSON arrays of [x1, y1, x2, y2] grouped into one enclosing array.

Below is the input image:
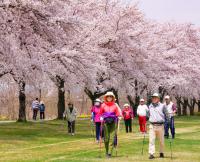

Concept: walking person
[[39, 101, 45, 120], [91, 99, 103, 143], [31, 98, 40, 120], [164, 95, 177, 139], [148, 93, 170, 159], [63, 101, 77, 136], [137, 99, 149, 134], [122, 104, 133, 133], [100, 92, 122, 158]]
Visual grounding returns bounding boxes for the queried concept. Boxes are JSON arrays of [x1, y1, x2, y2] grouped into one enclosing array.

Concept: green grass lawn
[[0, 116, 200, 162]]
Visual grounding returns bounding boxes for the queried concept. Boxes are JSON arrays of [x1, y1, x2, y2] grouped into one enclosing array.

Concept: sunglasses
[[107, 96, 113, 97]]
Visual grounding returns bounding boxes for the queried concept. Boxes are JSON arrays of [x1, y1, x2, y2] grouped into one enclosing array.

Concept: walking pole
[[99, 121, 103, 158], [141, 133, 146, 155], [90, 120, 95, 142], [169, 138, 173, 160], [63, 116, 65, 129], [70, 121, 73, 135], [62, 113, 66, 131], [116, 119, 120, 156], [113, 118, 119, 157]]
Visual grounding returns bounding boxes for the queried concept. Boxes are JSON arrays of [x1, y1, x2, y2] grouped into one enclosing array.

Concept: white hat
[[124, 103, 130, 107], [165, 95, 170, 99], [140, 99, 145, 102], [151, 93, 160, 98], [104, 92, 115, 98], [94, 99, 102, 103]]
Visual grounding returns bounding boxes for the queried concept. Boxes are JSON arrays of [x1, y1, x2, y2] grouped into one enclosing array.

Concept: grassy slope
[[0, 116, 200, 162]]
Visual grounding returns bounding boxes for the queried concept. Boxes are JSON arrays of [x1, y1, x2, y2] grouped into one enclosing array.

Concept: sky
[[127, 0, 200, 26]]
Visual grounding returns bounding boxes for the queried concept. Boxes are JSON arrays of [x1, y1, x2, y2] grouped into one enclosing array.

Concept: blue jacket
[[39, 104, 45, 112]]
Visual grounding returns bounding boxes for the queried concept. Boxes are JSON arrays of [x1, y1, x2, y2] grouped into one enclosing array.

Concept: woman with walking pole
[[91, 99, 103, 143], [99, 92, 122, 158]]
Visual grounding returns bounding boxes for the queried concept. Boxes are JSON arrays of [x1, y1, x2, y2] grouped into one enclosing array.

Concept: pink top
[[122, 107, 134, 120], [100, 102, 122, 117], [91, 106, 101, 122]]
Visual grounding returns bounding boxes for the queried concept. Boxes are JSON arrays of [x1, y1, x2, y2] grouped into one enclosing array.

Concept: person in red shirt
[[122, 104, 133, 133], [100, 91, 122, 158]]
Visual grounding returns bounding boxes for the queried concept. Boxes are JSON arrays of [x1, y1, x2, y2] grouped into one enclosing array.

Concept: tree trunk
[[39, 88, 42, 101], [189, 107, 194, 116], [17, 81, 26, 122], [188, 98, 196, 116], [175, 97, 182, 116], [127, 95, 136, 116], [158, 86, 167, 103], [84, 87, 118, 105], [146, 90, 152, 106], [57, 79, 65, 119], [84, 88, 104, 105], [112, 88, 119, 104], [134, 79, 140, 110], [182, 98, 188, 116], [198, 100, 200, 112]]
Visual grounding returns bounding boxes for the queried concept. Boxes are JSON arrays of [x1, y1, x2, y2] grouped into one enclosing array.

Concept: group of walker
[[31, 98, 46, 120], [90, 92, 177, 159], [31, 91, 176, 159]]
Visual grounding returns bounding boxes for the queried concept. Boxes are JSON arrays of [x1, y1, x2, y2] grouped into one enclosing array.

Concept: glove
[[118, 116, 122, 120], [63, 113, 65, 118], [90, 119, 93, 122], [100, 117, 104, 121]]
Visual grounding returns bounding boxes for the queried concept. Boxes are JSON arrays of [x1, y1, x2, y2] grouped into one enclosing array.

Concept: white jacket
[[164, 102, 176, 117], [64, 107, 77, 122], [137, 105, 148, 116]]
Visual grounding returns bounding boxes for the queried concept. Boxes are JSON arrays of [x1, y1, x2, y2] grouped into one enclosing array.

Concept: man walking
[[63, 101, 77, 136], [148, 93, 169, 159], [164, 95, 177, 139], [31, 98, 40, 120], [137, 99, 149, 134]]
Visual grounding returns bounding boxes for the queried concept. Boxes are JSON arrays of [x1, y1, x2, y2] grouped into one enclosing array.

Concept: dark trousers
[[95, 122, 104, 140], [40, 112, 45, 120], [68, 121, 75, 133], [124, 119, 132, 133], [164, 117, 175, 138], [33, 109, 38, 120]]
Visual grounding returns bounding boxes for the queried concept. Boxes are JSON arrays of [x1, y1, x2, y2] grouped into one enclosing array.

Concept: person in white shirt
[[137, 99, 149, 133], [164, 95, 177, 139]]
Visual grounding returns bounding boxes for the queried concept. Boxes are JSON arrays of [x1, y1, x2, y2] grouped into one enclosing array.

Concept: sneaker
[[164, 135, 169, 139], [106, 154, 111, 158], [149, 154, 155, 159], [96, 140, 99, 143], [71, 133, 75, 136], [160, 153, 164, 158]]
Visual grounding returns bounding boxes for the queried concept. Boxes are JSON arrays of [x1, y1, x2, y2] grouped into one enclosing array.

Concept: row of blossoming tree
[[0, 0, 200, 121]]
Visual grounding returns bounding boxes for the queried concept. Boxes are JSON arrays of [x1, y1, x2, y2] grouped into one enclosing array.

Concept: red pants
[[139, 116, 147, 133]]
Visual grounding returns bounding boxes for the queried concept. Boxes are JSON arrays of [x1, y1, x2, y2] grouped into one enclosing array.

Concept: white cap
[[140, 99, 145, 102], [94, 99, 102, 103], [104, 92, 115, 98], [165, 95, 170, 99], [124, 103, 130, 107], [151, 93, 160, 98]]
